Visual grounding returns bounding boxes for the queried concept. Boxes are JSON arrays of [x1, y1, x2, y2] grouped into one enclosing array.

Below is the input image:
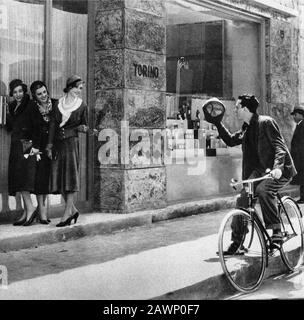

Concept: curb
[[152, 196, 237, 222], [153, 252, 290, 300], [0, 195, 238, 253], [0, 212, 152, 252]]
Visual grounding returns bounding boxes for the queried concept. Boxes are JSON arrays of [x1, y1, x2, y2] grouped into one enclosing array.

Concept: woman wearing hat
[[46, 75, 88, 227], [24, 80, 59, 224], [6, 79, 41, 226]]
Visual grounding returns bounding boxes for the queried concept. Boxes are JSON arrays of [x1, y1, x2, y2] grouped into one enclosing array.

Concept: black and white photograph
[[0, 0, 304, 308]]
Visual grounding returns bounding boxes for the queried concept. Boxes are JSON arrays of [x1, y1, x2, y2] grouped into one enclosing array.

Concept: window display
[[165, 0, 261, 201]]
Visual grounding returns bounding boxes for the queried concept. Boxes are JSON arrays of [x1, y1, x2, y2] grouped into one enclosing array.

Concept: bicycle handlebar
[[230, 173, 273, 188]]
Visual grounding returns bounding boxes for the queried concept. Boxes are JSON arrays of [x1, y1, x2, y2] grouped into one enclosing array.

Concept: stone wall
[[299, 1, 304, 107], [94, 0, 167, 213], [264, 17, 299, 146]]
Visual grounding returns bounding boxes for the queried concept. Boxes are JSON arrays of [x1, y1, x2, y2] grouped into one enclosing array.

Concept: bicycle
[[218, 172, 304, 293]]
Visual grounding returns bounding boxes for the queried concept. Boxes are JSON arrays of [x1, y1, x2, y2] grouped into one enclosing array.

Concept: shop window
[[165, 0, 261, 202], [0, 0, 44, 93], [51, 0, 88, 100], [0, 0, 44, 207], [0, 0, 88, 211], [49, 0, 88, 205], [166, 0, 261, 122]]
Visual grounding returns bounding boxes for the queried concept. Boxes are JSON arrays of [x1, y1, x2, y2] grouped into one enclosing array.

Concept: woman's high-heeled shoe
[[56, 212, 79, 227], [37, 217, 51, 225], [23, 209, 39, 226], [13, 216, 27, 226], [38, 218, 51, 225]]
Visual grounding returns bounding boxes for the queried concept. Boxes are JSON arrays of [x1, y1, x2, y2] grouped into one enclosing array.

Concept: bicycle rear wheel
[[218, 209, 267, 293], [279, 196, 304, 271]]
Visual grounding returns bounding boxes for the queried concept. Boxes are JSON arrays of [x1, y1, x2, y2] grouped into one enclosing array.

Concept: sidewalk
[[0, 185, 300, 300], [0, 193, 238, 252], [0, 185, 298, 253]]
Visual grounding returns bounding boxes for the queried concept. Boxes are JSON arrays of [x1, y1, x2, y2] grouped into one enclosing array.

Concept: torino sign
[[133, 63, 159, 79]]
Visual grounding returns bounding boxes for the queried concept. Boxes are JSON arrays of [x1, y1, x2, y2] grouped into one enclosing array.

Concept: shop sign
[[0, 5, 8, 30], [133, 63, 159, 79]]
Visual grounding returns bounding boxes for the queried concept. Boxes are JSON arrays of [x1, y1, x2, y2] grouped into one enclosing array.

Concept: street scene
[[0, 0, 304, 303]]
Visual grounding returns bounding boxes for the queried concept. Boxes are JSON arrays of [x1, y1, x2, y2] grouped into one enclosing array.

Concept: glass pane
[[51, 0, 88, 101], [0, 0, 44, 213], [165, 0, 260, 202], [50, 0, 88, 206], [0, 0, 44, 90]]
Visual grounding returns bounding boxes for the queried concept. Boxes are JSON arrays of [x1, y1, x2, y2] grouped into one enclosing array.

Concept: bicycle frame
[[219, 173, 304, 292], [241, 207, 271, 267], [231, 173, 302, 268]]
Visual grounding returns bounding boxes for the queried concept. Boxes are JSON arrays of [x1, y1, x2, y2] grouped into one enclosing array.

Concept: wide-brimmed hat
[[63, 75, 84, 93], [291, 106, 304, 116]]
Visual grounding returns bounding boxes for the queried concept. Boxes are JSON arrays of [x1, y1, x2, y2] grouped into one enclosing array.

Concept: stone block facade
[[94, 0, 166, 213]]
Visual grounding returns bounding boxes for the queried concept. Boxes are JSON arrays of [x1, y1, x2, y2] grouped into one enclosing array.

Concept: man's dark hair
[[238, 95, 259, 114]]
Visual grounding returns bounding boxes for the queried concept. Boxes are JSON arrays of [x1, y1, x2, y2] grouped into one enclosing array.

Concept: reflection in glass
[[50, 0, 88, 205], [51, 0, 88, 101], [0, 0, 44, 210]]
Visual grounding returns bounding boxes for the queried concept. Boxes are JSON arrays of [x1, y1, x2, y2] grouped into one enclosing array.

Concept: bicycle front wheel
[[279, 196, 304, 271], [218, 209, 267, 293]]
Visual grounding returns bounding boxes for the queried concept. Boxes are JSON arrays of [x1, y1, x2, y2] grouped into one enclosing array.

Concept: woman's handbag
[[20, 139, 33, 154]]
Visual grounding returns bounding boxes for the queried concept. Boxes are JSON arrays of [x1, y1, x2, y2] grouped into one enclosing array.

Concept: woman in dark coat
[[6, 79, 41, 226], [28, 81, 58, 224], [46, 75, 88, 227]]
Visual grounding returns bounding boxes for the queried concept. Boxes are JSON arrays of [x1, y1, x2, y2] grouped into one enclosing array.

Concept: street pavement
[[0, 203, 303, 300], [230, 269, 304, 300], [0, 209, 228, 299]]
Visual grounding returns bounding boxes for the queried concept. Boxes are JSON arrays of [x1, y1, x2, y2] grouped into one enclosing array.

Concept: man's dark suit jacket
[[216, 113, 297, 180], [291, 120, 304, 185]]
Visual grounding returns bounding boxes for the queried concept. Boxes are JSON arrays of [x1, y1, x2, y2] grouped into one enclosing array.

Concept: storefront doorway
[[0, 0, 91, 218]]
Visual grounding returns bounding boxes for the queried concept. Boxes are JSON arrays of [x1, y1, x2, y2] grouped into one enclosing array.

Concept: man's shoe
[[217, 242, 248, 256], [297, 199, 304, 204], [271, 230, 284, 246]]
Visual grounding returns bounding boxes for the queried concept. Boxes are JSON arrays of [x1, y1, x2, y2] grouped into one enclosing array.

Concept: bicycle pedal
[[269, 242, 281, 251]]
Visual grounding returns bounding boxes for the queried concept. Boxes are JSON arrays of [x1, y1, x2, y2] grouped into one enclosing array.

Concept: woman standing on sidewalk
[[6, 79, 40, 226], [27, 80, 58, 225], [46, 75, 88, 227]]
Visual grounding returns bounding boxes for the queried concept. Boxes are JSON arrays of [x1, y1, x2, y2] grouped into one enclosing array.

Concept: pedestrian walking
[[290, 105, 304, 203], [46, 75, 88, 227]]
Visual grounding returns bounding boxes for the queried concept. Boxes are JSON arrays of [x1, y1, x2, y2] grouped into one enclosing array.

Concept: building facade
[[0, 0, 303, 218]]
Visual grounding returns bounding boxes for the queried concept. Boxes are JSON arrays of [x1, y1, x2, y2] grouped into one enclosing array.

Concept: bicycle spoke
[[279, 197, 304, 271], [218, 209, 266, 293]]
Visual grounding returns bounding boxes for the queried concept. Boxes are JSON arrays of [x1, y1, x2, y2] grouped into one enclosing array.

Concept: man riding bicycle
[[203, 95, 297, 254]]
